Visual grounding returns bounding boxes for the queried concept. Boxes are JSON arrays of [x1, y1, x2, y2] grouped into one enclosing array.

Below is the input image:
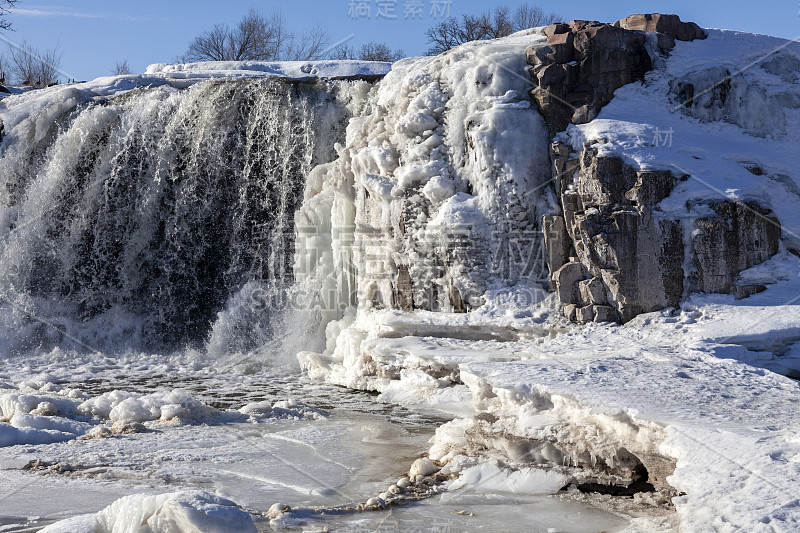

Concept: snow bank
[[561, 29, 800, 249], [0, 418, 84, 446], [146, 60, 391, 81], [39, 490, 256, 533], [448, 332, 800, 531]]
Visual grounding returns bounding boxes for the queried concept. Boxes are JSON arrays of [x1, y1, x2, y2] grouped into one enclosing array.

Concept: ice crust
[[146, 60, 391, 81]]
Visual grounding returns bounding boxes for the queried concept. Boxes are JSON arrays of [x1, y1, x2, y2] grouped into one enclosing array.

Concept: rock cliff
[[528, 14, 784, 323], [545, 141, 780, 323]]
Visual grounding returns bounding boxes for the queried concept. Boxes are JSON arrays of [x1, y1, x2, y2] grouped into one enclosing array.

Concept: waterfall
[[0, 78, 374, 357]]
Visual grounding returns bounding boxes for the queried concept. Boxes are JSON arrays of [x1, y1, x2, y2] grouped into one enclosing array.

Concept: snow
[[0, 85, 35, 100], [146, 59, 391, 81], [561, 29, 800, 248], [39, 490, 257, 533], [448, 460, 569, 495]]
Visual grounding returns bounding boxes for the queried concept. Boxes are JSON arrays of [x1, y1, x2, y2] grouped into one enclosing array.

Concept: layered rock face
[[545, 142, 781, 323], [527, 15, 706, 136], [526, 14, 782, 323]]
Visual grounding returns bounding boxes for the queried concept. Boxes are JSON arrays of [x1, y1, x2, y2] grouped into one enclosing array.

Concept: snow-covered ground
[[0, 86, 36, 100], [299, 253, 800, 532]]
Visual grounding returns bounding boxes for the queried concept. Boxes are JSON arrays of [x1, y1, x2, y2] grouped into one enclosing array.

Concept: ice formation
[[39, 490, 257, 533], [294, 24, 800, 532], [295, 30, 554, 330]]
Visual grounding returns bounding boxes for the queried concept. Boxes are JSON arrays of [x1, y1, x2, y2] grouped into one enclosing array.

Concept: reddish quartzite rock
[[614, 13, 707, 41]]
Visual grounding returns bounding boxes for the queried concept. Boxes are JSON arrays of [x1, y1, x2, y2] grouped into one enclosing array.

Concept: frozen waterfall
[[0, 78, 374, 356]]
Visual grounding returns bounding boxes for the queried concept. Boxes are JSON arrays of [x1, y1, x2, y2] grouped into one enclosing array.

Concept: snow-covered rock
[[39, 490, 256, 533]]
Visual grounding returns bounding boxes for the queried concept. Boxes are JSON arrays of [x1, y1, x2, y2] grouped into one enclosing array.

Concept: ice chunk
[[39, 490, 256, 533]]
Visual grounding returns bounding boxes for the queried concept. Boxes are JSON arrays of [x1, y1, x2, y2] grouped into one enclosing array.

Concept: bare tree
[[113, 60, 131, 75], [285, 25, 330, 61], [331, 41, 404, 62], [183, 9, 330, 62], [357, 42, 404, 62], [186, 23, 230, 61], [0, 0, 17, 32], [8, 40, 62, 86], [330, 43, 354, 60], [426, 3, 560, 55], [0, 53, 7, 85], [514, 4, 558, 30]]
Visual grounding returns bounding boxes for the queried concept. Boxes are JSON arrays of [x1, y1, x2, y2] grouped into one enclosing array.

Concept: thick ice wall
[[296, 31, 555, 332]]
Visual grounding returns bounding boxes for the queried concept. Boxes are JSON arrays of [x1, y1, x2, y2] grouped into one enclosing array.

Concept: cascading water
[[0, 78, 374, 357]]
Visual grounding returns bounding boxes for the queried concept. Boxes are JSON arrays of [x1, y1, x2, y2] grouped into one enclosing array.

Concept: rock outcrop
[[527, 15, 707, 136], [545, 142, 781, 323], [297, 13, 784, 330], [526, 14, 782, 323], [614, 14, 707, 42]]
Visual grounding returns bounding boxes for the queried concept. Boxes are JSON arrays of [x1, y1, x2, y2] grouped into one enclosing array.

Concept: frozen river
[[0, 351, 632, 532]]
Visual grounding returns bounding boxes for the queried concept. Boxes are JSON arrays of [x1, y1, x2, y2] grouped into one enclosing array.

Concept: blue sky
[[2, 0, 798, 81]]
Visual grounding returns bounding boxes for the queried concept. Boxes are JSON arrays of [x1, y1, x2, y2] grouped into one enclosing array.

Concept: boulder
[[528, 14, 707, 136], [579, 277, 608, 306], [614, 14, 707, 41], [554, 261, 586, 305], [575, 305, 595, 324], [593, 305, 619, 323], [528, 20, 655, 136]]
